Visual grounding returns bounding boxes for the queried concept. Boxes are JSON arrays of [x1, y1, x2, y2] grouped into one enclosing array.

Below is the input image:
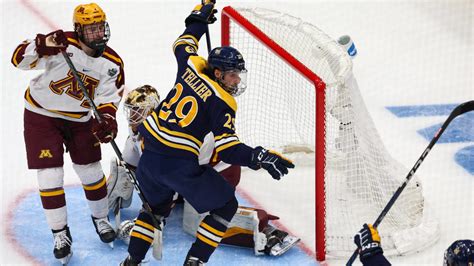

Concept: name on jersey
[[182, 68, 212, 102]]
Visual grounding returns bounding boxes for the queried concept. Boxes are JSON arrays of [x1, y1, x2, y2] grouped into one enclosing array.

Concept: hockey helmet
[[73, 3, 106, 25], [123, 85, 160, 129], [208, 46, 247, 96], [73, 3, 110, 54], [444, 239, 474, 266]]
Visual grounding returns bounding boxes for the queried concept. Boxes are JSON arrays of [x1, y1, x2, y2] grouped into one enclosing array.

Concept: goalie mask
[[73, 3, 110, 55], [123, 85, 160, 129], [443, 240, 474, 266], [208, 46, 248, 96]]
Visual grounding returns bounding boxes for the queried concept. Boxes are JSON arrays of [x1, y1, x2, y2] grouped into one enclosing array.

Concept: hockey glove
[[249, 147, 295, 180], [91, 106, 118, 143], [185, 3, 217, 27], [354, 223, 384, 260], [35, 30, 68, 57]]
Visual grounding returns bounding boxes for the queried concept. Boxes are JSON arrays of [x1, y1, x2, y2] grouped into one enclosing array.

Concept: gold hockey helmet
[[73, 3, 106, 26], [73, 3, 109, 55], [123, 85, 161, 129]]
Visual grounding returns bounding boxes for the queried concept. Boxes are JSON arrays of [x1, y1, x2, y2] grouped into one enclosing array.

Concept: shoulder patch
[[185, 46, 196, 54], [108, 68, 118, 77]]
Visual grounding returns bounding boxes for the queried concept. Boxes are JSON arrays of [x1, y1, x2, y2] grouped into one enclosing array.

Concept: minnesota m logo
[[39, 149, 53, 158]]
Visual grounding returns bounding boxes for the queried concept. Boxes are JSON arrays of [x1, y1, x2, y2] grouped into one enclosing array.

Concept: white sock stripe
[[197, 227, 223, 243], [133, 226, 155, 238]]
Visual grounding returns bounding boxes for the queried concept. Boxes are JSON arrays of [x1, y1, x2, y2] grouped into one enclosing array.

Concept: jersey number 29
[[158, 83, 198, 127]]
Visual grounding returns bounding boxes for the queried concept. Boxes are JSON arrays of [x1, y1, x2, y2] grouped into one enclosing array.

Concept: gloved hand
[[185, 2, 218, 26], [354, 223, 384, 260], [249, 147, 295, 180], [91, 107, 117, 143], [35, 30, 68, 57]]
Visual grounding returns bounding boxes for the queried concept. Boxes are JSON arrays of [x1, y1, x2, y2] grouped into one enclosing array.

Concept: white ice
[[1, 0, 472, 265]]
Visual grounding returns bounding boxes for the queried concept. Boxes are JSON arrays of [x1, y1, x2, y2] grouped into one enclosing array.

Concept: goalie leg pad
[[107, 158, 134, 212]]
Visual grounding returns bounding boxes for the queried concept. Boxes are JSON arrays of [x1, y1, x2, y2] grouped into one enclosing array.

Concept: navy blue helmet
[[444, 240, 474, 266], [207, 46, 247, 96], [208, 46, 246, 72]]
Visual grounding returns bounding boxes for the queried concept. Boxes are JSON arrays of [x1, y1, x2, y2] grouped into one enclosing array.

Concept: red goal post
[[222, 5, 328, 260]]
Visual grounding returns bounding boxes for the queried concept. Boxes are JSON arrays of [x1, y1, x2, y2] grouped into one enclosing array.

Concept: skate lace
[[54, 230, 71, 250], [95, 218, 113, 234]]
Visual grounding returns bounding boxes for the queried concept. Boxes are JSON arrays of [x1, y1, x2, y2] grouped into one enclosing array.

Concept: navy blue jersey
[[138, 23, 254, 167]]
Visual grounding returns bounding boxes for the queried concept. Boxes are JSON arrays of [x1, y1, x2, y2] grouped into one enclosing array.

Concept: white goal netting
[[224, 7, 439, 259]]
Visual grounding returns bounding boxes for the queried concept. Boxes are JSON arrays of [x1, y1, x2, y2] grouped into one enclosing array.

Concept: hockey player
[[11, 3, 123, 264], [120, 2, 294, 265], [107, 84, 161, 218], [443, 239, 474, 266], [353, 224, 391, 266], [109, 86, 299, 257], [182, 155, 300, 257], [354, 224, 473, 266]]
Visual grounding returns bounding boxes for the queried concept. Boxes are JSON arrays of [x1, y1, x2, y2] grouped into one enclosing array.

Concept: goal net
[[221, 6, 439, 260]]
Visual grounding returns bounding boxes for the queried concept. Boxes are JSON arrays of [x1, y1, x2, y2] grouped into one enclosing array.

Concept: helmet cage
[[216, 69, 248, 96], [73, 3, 109, 53], [123, 85, 160, 128], [75, 22, 110, 52]]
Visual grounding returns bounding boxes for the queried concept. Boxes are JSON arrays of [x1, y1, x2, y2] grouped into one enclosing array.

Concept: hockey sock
[[127, 211, 157, 262], [39, 187, 67, 230], [187, 197, 238, 262], [74, 162, 108, 218], [82, 175, 108, 218]]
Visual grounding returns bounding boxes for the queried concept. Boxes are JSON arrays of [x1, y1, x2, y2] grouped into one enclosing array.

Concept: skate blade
[[270, 236, 301, 256], [58, 251, 73, 265], [108, 241, 114, 249]]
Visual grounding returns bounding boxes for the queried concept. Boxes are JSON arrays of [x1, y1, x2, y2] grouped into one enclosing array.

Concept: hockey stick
[[346, 100, 474, 266], [60, 50, 163, 259], [204, 22, 212, 54], [202, 0, 213, 53]]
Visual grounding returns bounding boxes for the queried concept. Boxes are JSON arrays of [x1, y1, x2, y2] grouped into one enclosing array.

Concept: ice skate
[[52, 225, 73, 265], [263, 226, 300, 256], [92, 216, 116, 247], [117, 219, 134, 245], [184, 254, 205, 266]]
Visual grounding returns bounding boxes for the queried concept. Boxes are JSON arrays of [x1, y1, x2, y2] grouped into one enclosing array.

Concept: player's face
[[82, 22, 106, 44], [125, 106, 148, 131], [215, 69, 248, 96], [222, 70, 242, 88]]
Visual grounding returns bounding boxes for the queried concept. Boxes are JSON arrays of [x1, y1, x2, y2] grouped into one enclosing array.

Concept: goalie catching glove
[[249, 147, 295, 180]]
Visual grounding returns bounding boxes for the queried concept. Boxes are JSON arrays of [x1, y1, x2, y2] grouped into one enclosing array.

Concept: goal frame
[[221, 6, 328, 261]]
